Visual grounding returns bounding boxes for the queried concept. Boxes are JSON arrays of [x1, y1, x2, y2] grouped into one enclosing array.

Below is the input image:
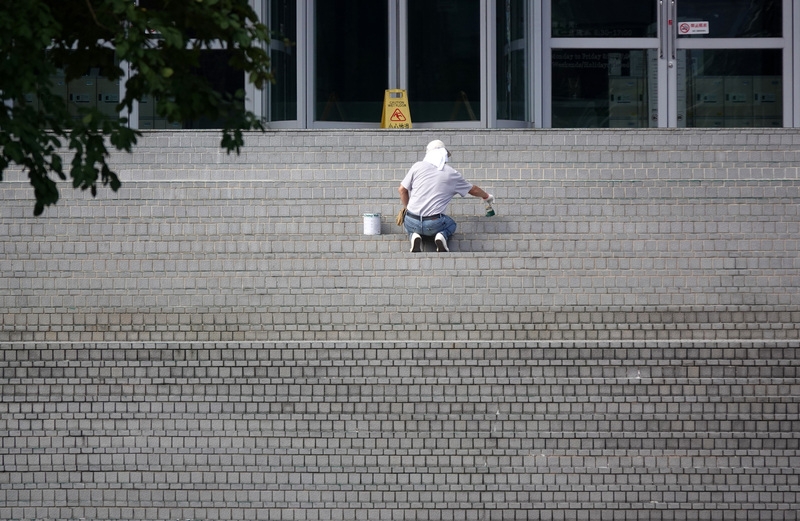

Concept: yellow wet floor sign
[[380, 89, 412, 129]]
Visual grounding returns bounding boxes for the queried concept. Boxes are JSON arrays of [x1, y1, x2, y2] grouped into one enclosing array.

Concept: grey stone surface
[[1, 129, 799, 519]]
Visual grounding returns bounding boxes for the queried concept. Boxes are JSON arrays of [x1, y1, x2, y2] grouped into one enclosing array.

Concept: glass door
[[496, 0, 531, 126], [314, 0, 388, 125], [407, 0, 482, 125], [546, 0, 660, 128], [545, 0, 790, 128], [669, 0, 786, 128]]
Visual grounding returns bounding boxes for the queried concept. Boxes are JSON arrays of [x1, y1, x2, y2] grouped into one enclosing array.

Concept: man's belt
[[405, 211, 443, 221]]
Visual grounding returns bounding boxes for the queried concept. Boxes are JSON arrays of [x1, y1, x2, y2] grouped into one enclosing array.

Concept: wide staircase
[[1, 129, 799, 520]]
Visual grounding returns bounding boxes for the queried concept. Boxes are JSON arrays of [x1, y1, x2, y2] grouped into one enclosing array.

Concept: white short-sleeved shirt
[[401, 161, 473, 217]]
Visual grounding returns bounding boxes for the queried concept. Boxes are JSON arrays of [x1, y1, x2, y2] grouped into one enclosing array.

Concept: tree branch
[[83, 0, 114, 33]]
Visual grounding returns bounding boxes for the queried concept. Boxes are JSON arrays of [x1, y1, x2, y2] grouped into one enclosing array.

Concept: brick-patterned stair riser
[[1, 129, 799, 520]]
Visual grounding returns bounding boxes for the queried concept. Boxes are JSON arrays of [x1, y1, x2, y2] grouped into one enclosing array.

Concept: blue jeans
[[403, 214, 457, 241]]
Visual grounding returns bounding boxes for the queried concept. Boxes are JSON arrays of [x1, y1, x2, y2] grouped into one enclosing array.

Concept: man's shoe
[[410, 233, 422, 252], [435, 233, 449, 252]]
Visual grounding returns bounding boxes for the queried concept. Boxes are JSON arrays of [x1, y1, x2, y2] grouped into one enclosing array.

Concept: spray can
[[485, 201, 495, 217]]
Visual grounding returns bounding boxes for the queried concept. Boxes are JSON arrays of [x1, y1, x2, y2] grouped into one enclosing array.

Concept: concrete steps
[[1, 339, 798, 520], [1, 129, 799, 519]]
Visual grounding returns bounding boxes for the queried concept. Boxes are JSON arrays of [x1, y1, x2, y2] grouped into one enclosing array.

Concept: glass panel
[[67, 67, 118, 122], [139, 50, 244, 130], [181, 50, 245, 129], [315, 0, 387, 122], [677, 0, 781, 38], [552, 0, 657, 38], [409, 0, 480, 122], [552, 49, 655, 128], [31, 50, 120, 128], [681, 49, 782, 128], [497, 0, 527, 121], [269, 0, 297, 121]]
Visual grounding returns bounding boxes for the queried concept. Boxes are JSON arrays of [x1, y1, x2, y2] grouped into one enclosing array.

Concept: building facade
[[46, 0, 797, 130]]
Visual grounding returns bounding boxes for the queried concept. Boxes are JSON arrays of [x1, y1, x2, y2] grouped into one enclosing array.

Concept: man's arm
[[468, 185, 491, 200], [398, 185, 410, 207]]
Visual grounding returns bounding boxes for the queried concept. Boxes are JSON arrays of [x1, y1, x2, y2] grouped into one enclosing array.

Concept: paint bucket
[[363, 213, 381, 235]]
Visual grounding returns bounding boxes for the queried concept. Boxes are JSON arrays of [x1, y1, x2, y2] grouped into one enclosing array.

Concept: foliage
[[0, 0, 272, 215]]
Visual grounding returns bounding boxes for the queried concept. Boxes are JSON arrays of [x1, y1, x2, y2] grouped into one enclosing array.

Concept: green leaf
[[1, 0, 272, 215]]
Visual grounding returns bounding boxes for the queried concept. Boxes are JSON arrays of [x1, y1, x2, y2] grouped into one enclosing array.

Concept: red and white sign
[[678, 21, 709, 35]]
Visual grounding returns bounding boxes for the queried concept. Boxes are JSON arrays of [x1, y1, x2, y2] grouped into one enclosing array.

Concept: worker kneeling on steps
[[398, 139, 493, 252]]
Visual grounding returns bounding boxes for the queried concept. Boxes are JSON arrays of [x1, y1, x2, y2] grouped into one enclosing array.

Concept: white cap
[[426, 139, 451, 157]]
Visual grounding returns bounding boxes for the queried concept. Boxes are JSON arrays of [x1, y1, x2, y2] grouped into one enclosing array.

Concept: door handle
[[670, 0, 676, 60], [658, 0, 664, 59]]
